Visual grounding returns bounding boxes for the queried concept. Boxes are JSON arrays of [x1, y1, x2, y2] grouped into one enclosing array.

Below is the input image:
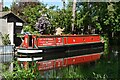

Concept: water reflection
[[40, 45, 119, 78]]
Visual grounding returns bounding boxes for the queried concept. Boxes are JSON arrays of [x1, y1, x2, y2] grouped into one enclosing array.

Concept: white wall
[[8, 22, 14, 45], [0, 19, 8, 34], [0, 19, 8, 45], [0, 19, 14, 45]]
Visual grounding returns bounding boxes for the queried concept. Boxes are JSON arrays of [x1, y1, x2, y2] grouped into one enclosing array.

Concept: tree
[[11, 0, 42, 20], [72, 0, 77, 33], [3, 6, 9, 11], [10, 0, 73, 34], [47, 4, 73, 34], [61, 0, 66, 9], [74, 2, 120, 54], [22, 4, 46, 26], [13, 1, 47, 34]]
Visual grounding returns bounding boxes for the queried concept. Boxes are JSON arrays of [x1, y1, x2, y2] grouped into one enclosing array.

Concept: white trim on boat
[[17, 58, 32, 61], [34, 57, 43, 61], [17, 49, 43, 53], [17, 57, 43, 61]]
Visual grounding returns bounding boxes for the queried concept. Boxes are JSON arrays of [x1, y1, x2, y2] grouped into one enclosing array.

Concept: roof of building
[[0, 11, 9, 17], [0, 11, 25, 23]]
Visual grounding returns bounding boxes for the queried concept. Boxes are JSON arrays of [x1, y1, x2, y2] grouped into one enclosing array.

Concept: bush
[[2, 61, 42, 80]]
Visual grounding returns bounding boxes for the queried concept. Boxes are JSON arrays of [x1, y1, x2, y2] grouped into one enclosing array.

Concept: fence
[[0, 45, 14, 79], [0, 45, 14, 63]]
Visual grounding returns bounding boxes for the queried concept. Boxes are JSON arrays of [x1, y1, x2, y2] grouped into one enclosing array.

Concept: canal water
[[0, 43, 119, 79], [41, 44, 119, 79]]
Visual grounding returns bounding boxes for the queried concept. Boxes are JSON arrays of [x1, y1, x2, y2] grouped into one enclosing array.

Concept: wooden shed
[[0, 11, 25, 46]]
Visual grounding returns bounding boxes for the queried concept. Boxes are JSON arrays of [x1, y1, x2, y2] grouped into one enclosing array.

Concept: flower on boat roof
[[55, 27, 64, 35], [35, 14, 50, 35]]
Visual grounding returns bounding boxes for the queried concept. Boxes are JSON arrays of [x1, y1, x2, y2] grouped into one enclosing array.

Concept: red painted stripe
[[36, 35, 101, 47]]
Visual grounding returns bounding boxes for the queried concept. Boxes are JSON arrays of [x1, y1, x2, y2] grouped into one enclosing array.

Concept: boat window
[[29, 35, 32, 47]]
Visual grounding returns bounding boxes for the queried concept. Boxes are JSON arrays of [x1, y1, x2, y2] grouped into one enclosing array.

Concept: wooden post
[[72, 0, 76, 33]]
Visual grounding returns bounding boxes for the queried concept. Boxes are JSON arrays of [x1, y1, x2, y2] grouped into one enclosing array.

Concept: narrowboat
[[16, 34, 104, 70]]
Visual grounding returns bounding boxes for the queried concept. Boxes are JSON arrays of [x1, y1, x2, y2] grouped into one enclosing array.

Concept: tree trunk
[[61, 0, 65, 9], [72, 0, 76, 33]]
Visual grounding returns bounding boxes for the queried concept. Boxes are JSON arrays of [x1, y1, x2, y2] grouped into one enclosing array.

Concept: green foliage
[[2, 61, 42, 80], [11, 1, 74, 34], [0, 63, 13, 80], [76, 2, 120, 35], [92, 72, 108, 80], [11, 1, 41, 17], [0, 33, 11, 45], [11, 1, 47, 34], [23, 25, 39, 34], [75, 2, 120, 53], [3, 6, 9, 11], [47, 5, 73, 34], [1, 58, 117, 79], [22, 5, 46, 26], [11, 1, 120, 35], [93, 3, 120, 34]]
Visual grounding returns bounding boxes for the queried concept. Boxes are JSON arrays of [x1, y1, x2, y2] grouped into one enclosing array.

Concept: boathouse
[[0, 11, 25, 46]]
